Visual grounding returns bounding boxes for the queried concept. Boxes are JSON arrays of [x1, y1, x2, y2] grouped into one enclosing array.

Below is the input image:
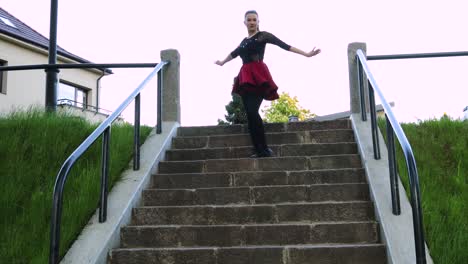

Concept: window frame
[[58, 80, 89, 108], [0, 16, 17, 28]]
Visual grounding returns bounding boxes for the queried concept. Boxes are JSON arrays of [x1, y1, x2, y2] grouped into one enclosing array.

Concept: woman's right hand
[[214, 60, 224, 66]]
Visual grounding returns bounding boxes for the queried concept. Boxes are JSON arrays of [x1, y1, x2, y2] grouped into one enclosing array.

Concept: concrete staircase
[[108, 120, 387, 264]]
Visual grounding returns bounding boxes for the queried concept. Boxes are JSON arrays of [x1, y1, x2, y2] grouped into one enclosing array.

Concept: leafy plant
[[218, 93, 247, 125], [262, 92, 315, 123]]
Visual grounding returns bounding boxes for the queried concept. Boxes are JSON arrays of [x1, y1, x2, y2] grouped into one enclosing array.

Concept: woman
[[215, 10, 321, 158]]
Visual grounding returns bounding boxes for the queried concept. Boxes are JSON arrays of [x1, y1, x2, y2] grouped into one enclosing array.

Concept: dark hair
[[244, 10, 258, 18]]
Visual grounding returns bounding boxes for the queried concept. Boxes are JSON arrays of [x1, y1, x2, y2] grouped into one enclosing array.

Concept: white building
[[0, 7, 113, 121]]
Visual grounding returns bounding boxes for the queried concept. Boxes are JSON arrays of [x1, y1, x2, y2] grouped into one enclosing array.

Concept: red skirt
[[232, 61, 279, 100]]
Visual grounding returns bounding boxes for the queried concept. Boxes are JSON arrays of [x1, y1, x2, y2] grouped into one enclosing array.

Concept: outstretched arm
[[263, 32, 321, 58], [215, 54, 234, 66], [289, 46, 321, 57]]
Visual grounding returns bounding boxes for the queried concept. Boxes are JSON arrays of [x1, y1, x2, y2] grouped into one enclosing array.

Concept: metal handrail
[[367, 51, 468, 61], [49, 61, 168, 264], [0, 63, 158, 111], [57, 98, 114, 115], [0, 63, 157, 72], [356, 49, 426, 263]]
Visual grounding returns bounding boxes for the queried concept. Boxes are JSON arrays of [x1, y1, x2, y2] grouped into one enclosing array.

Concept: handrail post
[[407, 157, 427, 264], [99, 127, 111, 222], [386, 115, 401, 215], [357, 60, 367, 121], [160, 50, 181, 124], [348, 42, 369, 115], [49, 163, 73, 264], [368, 81, 381, 159], [134, 94, 141, 170], [49, 178, 64, 264], [157, 68, 163, 134]]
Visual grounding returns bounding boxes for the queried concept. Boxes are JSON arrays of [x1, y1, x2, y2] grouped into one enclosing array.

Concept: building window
[[57, 81, 88, 108], [0, 16, 17, 28], [0, 60, 6, 94]]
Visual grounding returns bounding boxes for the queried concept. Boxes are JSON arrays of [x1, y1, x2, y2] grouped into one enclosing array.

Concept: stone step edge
[[175, 128, 354, 139], [135, 200, 373, 209], [150, 170, 367, 189], [177, 120, 350, 132], [168, 142, 357, 151], [124, 221, 378, 228], [160, 154, 360, 163], [158, 155, 362, 173], [111, 243, 385, 252], [154, 168, 365, 177], [109, 244, 386, 264], [145, 182, 368, 191]]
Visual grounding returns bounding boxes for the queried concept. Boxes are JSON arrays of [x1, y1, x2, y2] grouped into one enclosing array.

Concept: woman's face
[[244, 13, 259, 31]]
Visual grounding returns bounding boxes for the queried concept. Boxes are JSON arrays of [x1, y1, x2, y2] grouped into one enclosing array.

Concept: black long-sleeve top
[[230, 31, 291, 64]]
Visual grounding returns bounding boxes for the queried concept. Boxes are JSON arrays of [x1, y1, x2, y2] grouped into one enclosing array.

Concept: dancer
[[215, 10, 321, 157]]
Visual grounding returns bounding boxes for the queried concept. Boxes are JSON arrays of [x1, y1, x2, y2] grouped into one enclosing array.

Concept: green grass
[[0, 109, 153, 263], [378, 116, 467, 264]]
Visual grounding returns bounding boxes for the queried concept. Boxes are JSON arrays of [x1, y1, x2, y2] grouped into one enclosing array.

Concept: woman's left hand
[[307, 47, 321, 57]]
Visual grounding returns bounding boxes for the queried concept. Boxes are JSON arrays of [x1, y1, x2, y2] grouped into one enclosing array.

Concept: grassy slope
[[379, 117, 467, 264], [0, 110, 152, 263]]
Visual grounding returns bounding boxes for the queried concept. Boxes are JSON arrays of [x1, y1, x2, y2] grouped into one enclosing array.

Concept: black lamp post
[[45, 0, 59, 111]]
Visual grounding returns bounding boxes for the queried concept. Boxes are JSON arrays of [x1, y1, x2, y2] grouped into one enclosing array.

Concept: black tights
[[241, 93, 268, 153]]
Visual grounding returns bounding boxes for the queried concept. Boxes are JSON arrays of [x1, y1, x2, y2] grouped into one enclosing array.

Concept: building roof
[[310, 102, 396, 121], [0, 7, 112, 74]]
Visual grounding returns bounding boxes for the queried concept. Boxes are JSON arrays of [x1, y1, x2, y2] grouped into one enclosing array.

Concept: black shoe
[[249, 148, 274, 158], [263, 148, 274, 157]]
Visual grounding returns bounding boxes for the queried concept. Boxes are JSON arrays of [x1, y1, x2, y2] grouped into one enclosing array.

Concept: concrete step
[[172, 129, 355, 149], [120, 222, 379, 248], [108, 119, 387, 264], [166, 143, 358, 161], [109, 244, 386, 264], [158, 155, 362, 174], [152, 169, 366, 189], [132, 201, 375, 225], [142, 183, 370, 206], [176, 120, 352, 137]]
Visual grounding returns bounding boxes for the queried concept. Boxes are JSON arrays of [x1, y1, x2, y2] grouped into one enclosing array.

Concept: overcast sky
[[2, 0, 468, 125]]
